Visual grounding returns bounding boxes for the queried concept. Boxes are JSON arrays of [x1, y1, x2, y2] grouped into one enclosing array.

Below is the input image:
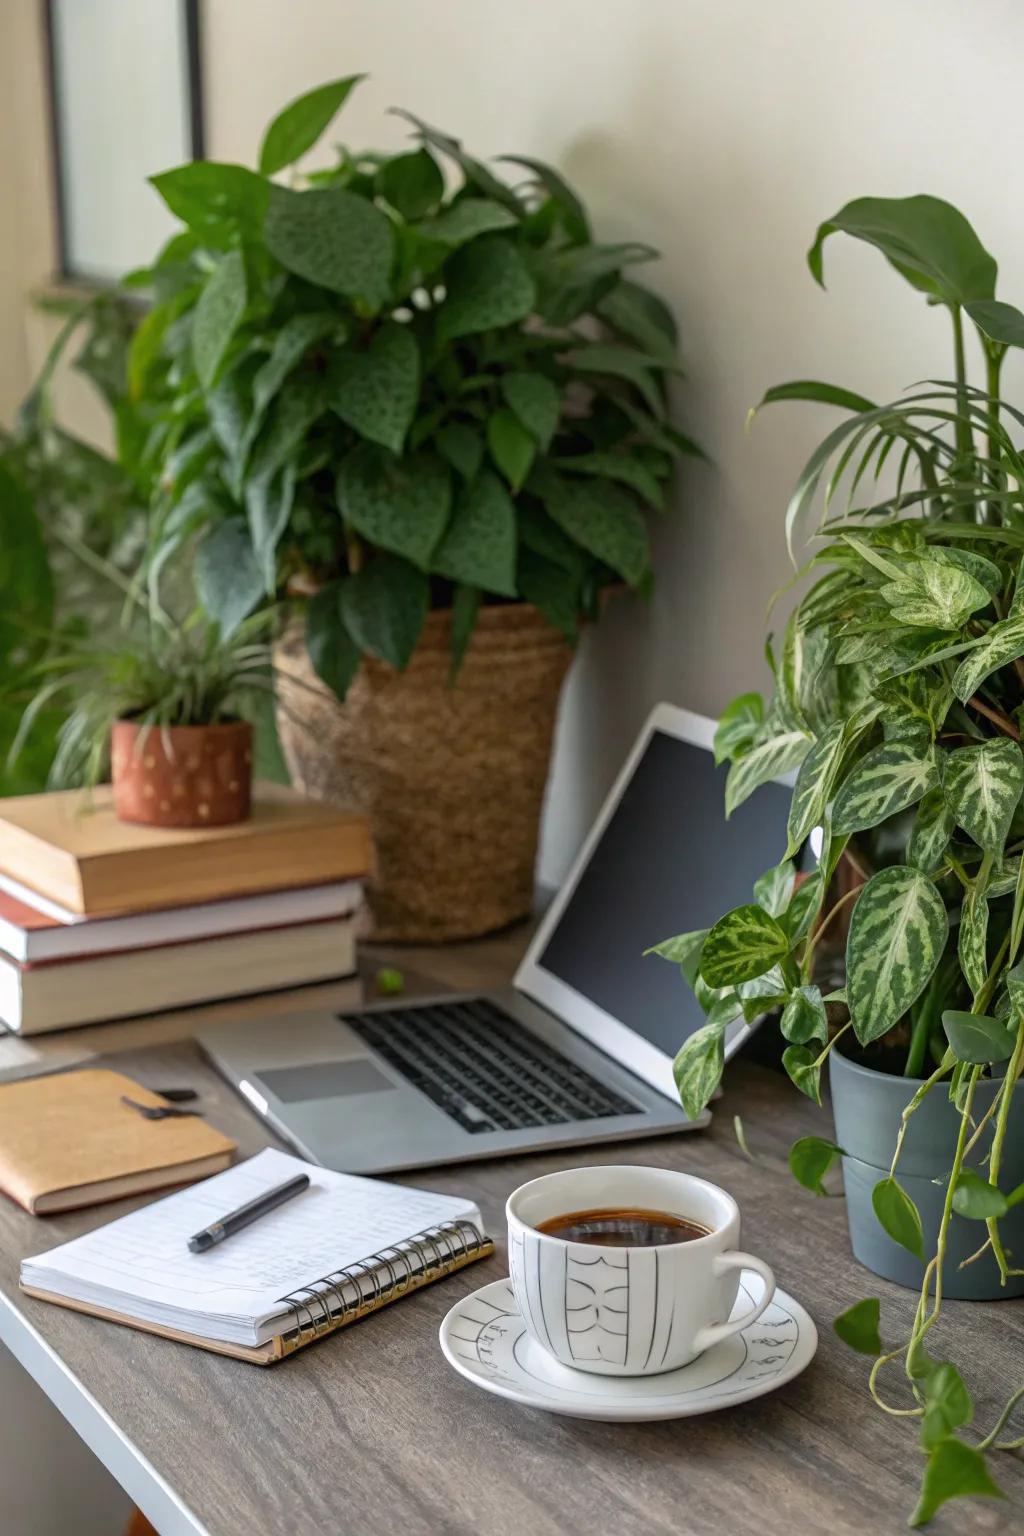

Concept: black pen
[[187, 1173, 311, 1253]]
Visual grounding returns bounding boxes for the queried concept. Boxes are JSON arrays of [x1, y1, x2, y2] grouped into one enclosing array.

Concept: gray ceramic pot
[[830, 1045, 1024, 1299]]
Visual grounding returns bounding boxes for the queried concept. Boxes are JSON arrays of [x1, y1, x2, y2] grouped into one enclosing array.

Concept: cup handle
[[691, 1252, 776, 1354]]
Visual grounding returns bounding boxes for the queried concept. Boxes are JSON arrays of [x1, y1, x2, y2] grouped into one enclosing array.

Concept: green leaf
[[256, 315, 339, 419], [432, 471, 517, 597], [910, 1438, 1003, 1527], [941, 1010, 1014, 1064], [495, 153, 589, 232], [781, 985, 828, 1045], [194, 518, 264, 639], [782, 873, 824, 944], [438, 237, 535, 341], [958, 883, 990, 999], [699, 904, 790, 988], [517, 550, 580, 641], [306, 581, 361, 700], [375, 148, 444, 221], [737, 965, 789, 1021], [486, 409, 535, 491], [783, 1043, 823, 1104], [245, 463, 296, 589], [871, 1176, 925, 1260], [952, 1168, 1008, 1220], [754, 379, 876, 414], [920, 1363, 973, 1450], [942, 738, 1024, 854], [672, 1019, 725, 1120], [596, 279, 678, 365], [339, 556, 428, 670], [544, 473, 649, 588], [436, 423, 483, 482], [259, 75, 364, 175], [329, 321, 420, 454], [391, 111, 524, 214], [846, 867, 948, 1045], [500, 372, 559, 451], [789, 1136, 843, 1197], [753, 860, 797, 917], [421, 198, 517, 246], [264, 184, 394, 310], [713, 693, 763, 765], [192, 249, 246, 391], [644, 928, 709, 987], [966, 297, 1024, 351], [724, 730, 811, 817], [554, 452, 664, 510], [833, 1298, 882, 1355], [448, 583, 480, 683], [927, 545, 1003, 596], [880, 557, 990, 630], [832, 742, 939, 836], [337, 444, 451, 569], [536, 242, 658, 324], [149, 161, 270, 241], [786, 719, 847, 857], [564, 343, 664, 416], [907, 787, 956, 872], [807, 195, 998, 306], [952, 612, 1024, 701]]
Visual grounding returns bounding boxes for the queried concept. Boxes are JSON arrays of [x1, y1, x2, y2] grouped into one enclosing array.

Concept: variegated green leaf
[[724, 730, 811, 817], [989, 855, 1021, 899], [783, 1043, 823, 1104], [753, 860, 797, 917], [846, 867, 948, 1044], [781, 984, 828, 1045], [879, 557, 990, 630], [959, 885, 990, 998], [713, 692, 763, 765], [644, 927, 707, 987], [942, 738, 1024, 855], [673, 1018, 725, 1119], [699, 904, 790, 988], [737, 965, 789, 1022], [907, 787, 955, 872], [782, 872, 824, 944], [951, 612, 1024, 702], [926, 545, 1003, 595], [832, 742, 939, 836], [785, 718, 847, 857]]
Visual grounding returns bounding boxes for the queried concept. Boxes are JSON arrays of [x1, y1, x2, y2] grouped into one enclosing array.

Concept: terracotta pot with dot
[[110, 720, 253, 829]]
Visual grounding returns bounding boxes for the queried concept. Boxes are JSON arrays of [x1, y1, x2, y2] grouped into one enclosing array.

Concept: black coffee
[[536, 1207, 711, 1246]]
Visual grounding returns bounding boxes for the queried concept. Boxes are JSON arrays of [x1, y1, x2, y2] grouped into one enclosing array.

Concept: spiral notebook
[[20, 1149, 493, 1364]]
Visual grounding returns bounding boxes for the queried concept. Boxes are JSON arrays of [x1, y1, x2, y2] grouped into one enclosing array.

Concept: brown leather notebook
[[0, 1069, 236, 1213], [0, 782, 373, 916]]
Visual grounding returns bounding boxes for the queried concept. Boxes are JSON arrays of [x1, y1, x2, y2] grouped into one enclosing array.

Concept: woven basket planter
[[274, 602, 573, 942]]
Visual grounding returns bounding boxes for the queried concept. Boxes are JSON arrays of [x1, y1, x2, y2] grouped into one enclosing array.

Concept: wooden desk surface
[[1, 929, 1023, 1536]]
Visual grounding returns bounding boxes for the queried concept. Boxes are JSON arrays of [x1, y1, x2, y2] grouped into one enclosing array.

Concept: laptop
[[200, 704, 796, 1173]]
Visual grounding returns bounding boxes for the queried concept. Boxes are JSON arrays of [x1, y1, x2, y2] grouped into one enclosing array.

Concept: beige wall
[[197, 0, 1024, 883]]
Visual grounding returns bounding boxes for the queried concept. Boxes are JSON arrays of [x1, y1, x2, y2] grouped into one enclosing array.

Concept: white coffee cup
[[505, 1165, 775, 1376]]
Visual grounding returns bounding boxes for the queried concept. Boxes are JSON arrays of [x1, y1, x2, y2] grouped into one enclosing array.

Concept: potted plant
[[10, 612, 277, 827], [653, 196, 1024, 1524], [125, 75, 699, 938]]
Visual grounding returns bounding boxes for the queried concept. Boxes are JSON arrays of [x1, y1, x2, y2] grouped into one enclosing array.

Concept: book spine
[[274, 1219, 493, 1359]]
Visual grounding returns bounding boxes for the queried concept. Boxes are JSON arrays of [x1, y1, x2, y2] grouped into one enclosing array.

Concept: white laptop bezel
[[515, 702, 798, 1102]]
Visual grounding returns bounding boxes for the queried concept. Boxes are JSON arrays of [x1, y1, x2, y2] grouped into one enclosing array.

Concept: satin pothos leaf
[[907, 787, 955, 872], [699, 905, 790, 988], [785, 718, 847, 857], [846, 867, 948, 1044], [672, 1019, 725, 1120], [942, 738, 1024, 855], [832, 741, 939, 836], [724, 730, 811, 817], [958, 884, 990, 999], [753, 860, 797, 918]]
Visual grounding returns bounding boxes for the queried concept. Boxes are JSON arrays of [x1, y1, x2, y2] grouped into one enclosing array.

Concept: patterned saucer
[[439, 1272, 817, 1421]]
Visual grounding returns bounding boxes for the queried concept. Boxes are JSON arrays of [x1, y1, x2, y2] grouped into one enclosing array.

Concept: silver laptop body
[[200, 704, 796, 1174]]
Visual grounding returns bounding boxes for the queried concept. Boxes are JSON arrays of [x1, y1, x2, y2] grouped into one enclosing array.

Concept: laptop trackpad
[[255, 1060, 397, 1103]]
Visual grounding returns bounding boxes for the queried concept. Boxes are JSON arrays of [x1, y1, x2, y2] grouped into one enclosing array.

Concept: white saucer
[[439, 1272, 817, 1421]]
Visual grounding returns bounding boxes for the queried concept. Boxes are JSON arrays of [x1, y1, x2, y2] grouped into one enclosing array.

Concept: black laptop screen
[[536, 728, 795, 1058]]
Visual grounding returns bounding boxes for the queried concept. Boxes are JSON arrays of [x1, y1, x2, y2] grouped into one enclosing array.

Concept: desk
[[1, 928, 1022, 1536]]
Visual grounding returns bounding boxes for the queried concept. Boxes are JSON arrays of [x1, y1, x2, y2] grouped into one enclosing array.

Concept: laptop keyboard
[[344, 997, 642, 1135]]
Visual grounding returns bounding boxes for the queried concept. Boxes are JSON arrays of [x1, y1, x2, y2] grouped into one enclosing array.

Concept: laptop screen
[[535, 728, 795, 1058]]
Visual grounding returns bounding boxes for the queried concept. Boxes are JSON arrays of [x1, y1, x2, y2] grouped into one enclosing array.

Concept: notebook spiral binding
[[275, 1218, 492, 1357]]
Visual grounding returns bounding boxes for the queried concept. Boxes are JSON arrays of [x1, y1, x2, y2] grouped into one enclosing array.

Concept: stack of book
[[0, 782, 373, 1034]]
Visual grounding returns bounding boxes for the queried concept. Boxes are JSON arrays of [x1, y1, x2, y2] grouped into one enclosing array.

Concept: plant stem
[[966, 694, 1021, 740], [950, 304, 973, 469], [978, 1383, 1024, 1451], [985, 345, 1003, 491], [800, 884, 860, 982], [925, 1067, 981, 1325], [889, 1058, 953, 1179], [985, 1016, 1024, 1283]]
